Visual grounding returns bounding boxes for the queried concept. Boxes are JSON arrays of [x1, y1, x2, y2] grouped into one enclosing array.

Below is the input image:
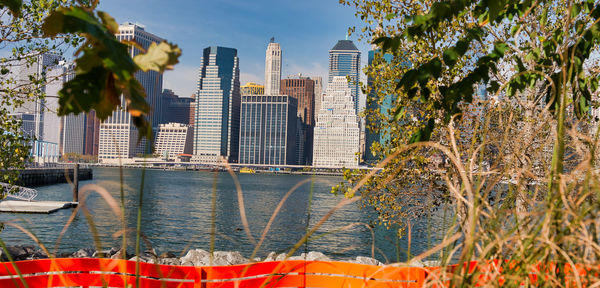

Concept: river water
[[0, 167, 448, 263]]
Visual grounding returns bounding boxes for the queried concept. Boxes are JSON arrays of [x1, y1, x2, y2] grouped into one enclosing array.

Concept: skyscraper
[[264, 38, 282, 95], [6, 53, 61, 141], [162, 89, 194, 125], [280, 74, 315, 165], [364, 50, 394, 164], [46, 61, 99, 156], [310, 76, 323, 114], [98, 23, 164, 162], [328, 40, 361, 113], [238, 95, 298, 165], [193, 46, 241, 163], [313, 76, 360, 167]]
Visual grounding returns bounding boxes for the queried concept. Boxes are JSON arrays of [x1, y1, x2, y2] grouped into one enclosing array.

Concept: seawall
[[18, 168, 93, 187]]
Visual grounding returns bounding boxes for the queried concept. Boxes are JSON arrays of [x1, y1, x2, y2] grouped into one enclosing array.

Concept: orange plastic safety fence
[[0, 258, 596, 287], [0, 258, 427, 287]]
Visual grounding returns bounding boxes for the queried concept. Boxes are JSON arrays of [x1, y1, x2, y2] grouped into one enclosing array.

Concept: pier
[[18, 167, 92, 187]]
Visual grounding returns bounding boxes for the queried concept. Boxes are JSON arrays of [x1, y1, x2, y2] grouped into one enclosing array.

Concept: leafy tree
[[345, 0, 600, 282], [0, 0, 181, 198]]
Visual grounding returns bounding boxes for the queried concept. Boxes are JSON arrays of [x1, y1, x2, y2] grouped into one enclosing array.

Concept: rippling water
[[0, 167, 449, 262]]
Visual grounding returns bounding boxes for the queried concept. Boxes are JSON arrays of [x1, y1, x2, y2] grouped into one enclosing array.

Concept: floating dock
[[0, 201, 78, 214]]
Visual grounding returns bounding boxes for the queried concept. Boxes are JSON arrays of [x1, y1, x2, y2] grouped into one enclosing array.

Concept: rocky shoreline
[[0, 245, 407, 267]]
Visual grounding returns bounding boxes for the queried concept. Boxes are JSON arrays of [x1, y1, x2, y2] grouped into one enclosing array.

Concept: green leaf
[[0, 0, 21, 17], [385, 13, 396, 20], [134, 42, 181, 73], [488, 0, 506, 23], [97, 11, 119, 35]]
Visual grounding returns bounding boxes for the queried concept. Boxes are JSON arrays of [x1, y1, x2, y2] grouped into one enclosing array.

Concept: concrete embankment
[[17, 167, 93, 187]]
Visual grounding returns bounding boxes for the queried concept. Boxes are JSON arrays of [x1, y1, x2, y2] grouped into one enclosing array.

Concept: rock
[[305, 251, 330, 261], [275, 253, 287, 261], [108, 247, 120, 257], [263, 252, 277, 262], [22, 245, 36, 256], [29, 249, 49, 260], [423, 260, 441, 267], [72, 248, 94, 258], [93, 249, 112, 258], [144, 248, 157, 258], [407, 259, 424, 267], [288, 253, 306, 260], [214, 251, 247, 265], [159, 258, 181, 266], [1, 246, 28, 261], [129, 255, 156, 264], [355, 256, 381, 266], [110, 248, 129, 259], [179, 249, 210, 266], [160, 252, 176, 259]]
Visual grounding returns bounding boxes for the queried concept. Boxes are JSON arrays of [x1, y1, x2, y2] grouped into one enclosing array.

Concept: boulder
[[263, 252, 277, 262], [305, 251, 330, 261], [275, 253, 287, 261], [29, 249, 49, 260], [160, 252, 176, 259], [129, 255, 156, 264], [159, 258, 181, 266], [354, 256, 381, 266], [213, 251, 248, 265], [71, 248, 94, 258], [1, 246, 28, 261], [179, 249, 210, 266]]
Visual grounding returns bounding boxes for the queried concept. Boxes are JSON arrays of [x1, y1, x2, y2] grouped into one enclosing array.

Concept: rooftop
[[330, 40, 359, 52]]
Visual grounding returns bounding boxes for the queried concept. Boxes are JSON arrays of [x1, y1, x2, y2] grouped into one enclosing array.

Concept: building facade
[[280, 74, 315, 165], [6, 53, 61, 142], [264, 38, 282, 96], [238, 95, 297, 165], [364, 50, 395, 164], [313, 76, 360, 168], [162, 89, 194, 125], [98, 23, 164, 162], [193, 46, 241, 163], [154, 122, 193, 160], [310, 76, 323, 115], [328, 40, 361, 114], [241, 82, 265, 95]]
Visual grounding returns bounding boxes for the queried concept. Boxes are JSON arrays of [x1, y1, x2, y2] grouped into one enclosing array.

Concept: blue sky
[[97, 0, 371, 98]]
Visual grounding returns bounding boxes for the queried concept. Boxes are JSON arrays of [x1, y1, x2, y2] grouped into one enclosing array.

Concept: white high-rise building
[[5, 53, 61, 140], [155, 123, 193, 160], [264, 38, 281, 95], [98, 23, 164, 163], [313, 76, 360, 168]]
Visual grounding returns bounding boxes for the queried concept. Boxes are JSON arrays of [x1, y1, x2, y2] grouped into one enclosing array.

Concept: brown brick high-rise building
[[281, 75, 315, 126], [281, 74, 315, 165]]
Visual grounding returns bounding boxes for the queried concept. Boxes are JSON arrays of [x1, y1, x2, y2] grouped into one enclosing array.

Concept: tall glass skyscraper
[[193, 46, 241, 163], [364, 50, 394, 164], [328, 40, 361, 113]]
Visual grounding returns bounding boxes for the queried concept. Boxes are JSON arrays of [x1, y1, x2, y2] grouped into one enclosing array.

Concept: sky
[[97, 0, 371, 100]]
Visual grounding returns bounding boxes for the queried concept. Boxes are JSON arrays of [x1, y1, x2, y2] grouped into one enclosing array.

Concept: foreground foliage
[[343, 0, 600, 285]]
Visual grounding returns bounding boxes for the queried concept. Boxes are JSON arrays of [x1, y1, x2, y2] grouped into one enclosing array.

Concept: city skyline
[[96, 0, 370, 100]]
